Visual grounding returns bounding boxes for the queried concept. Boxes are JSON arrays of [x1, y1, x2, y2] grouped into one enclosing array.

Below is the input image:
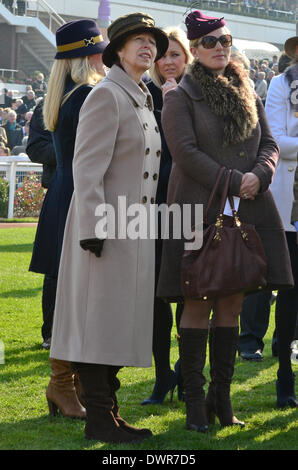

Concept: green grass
[[0, 228, 297, 450], [0, 218, 38, 223]]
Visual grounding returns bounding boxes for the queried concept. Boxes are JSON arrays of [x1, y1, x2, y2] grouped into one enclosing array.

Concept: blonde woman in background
[[29, 19, 106, 419], [230, 51, 255, 89], [141, 27, 192, 405]]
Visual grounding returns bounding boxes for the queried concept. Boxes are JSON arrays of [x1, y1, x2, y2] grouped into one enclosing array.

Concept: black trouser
[[41, 275, 57, 341], [238, 291, 272, 353], [275, 232, 298, 378]]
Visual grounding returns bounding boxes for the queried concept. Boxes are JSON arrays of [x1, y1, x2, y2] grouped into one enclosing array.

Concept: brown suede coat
[[157, 67, 294, 301]]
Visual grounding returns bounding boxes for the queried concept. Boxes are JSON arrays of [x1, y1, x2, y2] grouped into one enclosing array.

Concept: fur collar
[[189, 61, 259, 147]]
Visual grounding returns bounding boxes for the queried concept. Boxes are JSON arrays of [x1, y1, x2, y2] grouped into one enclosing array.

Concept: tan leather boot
[[46, 358, 86, 419]]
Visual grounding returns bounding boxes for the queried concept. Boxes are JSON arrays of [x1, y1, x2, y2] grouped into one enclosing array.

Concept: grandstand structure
[[0, 0, 296, 82]]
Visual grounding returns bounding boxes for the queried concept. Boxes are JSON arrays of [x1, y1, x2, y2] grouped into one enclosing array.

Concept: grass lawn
[[0, 227, 297, 451]]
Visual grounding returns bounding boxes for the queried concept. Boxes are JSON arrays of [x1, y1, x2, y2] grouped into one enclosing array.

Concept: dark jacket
[[147, 80, 174, 283], [26, 100, 56, 188], [157, 71, 293, 300], [29, 79, 93, 277], [147, 80, 172, 206], [1, 122, 23, 150]]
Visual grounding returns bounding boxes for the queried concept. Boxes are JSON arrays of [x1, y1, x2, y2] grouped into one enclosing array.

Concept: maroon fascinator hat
[[185, 10, 226, 40]]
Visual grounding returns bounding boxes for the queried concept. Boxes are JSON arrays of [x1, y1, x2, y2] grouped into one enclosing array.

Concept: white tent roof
[[232, 38, 280, 59]]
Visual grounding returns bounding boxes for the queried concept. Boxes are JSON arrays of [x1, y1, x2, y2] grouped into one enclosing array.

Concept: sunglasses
[[198, 34, 232, 49]]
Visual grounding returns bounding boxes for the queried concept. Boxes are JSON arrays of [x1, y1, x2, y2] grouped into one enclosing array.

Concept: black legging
[[41, 275, 57, 341], [152, 300, 183, 383], [275, 232, 298, 380]]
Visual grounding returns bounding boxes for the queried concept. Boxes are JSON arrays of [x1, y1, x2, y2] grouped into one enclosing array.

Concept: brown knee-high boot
[[178, 328, 209, 433], [46, 358, 86, 419], [75, 363, 146, 444], [108, 366, 153, 437], [209, 327, 245, 428]]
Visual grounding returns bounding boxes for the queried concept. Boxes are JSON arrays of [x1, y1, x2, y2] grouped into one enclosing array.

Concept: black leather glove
[[80, 238, 104, 258]]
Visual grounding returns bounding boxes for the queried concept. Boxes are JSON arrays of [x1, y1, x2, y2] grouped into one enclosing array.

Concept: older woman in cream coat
[[265, 35, 298, 409], [50, 13, 168, 444]]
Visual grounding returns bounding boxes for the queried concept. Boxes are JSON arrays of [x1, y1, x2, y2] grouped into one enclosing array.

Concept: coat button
[[288, 166, 294, 172], [142, 196, 147, 203], [145, 148, 150, 155], [239, 151, 245, 157], [156, 150, 161, 157], [153, 173, 158, 180], [143, 172, 149, 179], [151, 197, 155, 204], [155, 126, 159, 133], [143, 123, 148, 130]]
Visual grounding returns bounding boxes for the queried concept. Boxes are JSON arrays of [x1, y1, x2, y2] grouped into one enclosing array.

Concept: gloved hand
[[80, 238, 104, 257]]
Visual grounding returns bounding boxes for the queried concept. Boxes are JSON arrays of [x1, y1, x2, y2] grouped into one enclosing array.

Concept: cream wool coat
[[50, 65, 161, 367], [265, 72, 298, 232]]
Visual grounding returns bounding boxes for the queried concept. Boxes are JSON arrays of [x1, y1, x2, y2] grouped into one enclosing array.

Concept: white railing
[[0, 69, 19, 81], [0, 0, 65, 33], [0, 155, 42, 219]]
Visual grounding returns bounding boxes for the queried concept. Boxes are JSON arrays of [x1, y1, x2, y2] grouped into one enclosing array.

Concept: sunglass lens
[[219, 35, 232, 47], [201, 35, 232, 49], [202, 36, 217, 49]]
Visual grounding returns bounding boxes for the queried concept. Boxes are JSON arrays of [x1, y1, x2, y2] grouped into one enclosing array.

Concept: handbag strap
[[219, 169, 232, 214], [204, 166, 226, 224]]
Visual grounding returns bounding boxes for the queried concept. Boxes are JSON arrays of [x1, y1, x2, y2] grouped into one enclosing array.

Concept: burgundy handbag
[[181, 167, 267, 300]]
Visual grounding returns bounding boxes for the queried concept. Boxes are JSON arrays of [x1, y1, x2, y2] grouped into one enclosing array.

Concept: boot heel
[[47, 398, 59, 417]]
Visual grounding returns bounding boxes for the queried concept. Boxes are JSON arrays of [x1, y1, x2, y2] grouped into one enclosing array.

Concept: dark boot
[[206, 327, 242, 426], [46, 358, 86, 419], [276, 372, 298, 408], [108, 366, 152, 437], [212, 327, 245, 428], [75, 363, 145, 443], [178, 328, 209, 433]]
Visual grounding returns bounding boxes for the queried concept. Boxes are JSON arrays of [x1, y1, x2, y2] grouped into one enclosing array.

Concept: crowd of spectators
[[183, 0, 296, 19], [0, 73, 47, 156], [230, 52, 292, 106], [235, 0, 295, 13], [1, 0, 296, 19]]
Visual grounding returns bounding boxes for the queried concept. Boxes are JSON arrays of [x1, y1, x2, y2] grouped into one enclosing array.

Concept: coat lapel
[[106, 65, 153, 110]]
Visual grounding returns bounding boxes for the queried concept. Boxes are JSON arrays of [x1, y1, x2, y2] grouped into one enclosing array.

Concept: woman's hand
[[161, 78, 178, 97], [239, 172, 261, 200]]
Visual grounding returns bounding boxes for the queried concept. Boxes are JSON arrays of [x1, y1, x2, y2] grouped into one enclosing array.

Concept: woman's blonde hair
[[43, 56, 102, 131], [150, 26, 192, 88]]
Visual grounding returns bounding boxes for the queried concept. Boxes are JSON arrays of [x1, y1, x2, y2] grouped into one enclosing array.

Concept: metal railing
[[0, 68, 19, 81], [0, 155, 42, 218], [0, 0, 65, 33]]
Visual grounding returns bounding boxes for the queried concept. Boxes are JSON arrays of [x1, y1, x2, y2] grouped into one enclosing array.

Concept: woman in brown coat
[[157, 10, 293, 432], [50, 13, 168, 444]]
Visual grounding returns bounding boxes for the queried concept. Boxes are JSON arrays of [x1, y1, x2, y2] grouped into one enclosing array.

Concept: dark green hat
[[102, 12, 169, 68]]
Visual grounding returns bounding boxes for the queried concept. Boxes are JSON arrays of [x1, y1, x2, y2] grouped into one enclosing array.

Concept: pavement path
[[0, 223, 37, 228]]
